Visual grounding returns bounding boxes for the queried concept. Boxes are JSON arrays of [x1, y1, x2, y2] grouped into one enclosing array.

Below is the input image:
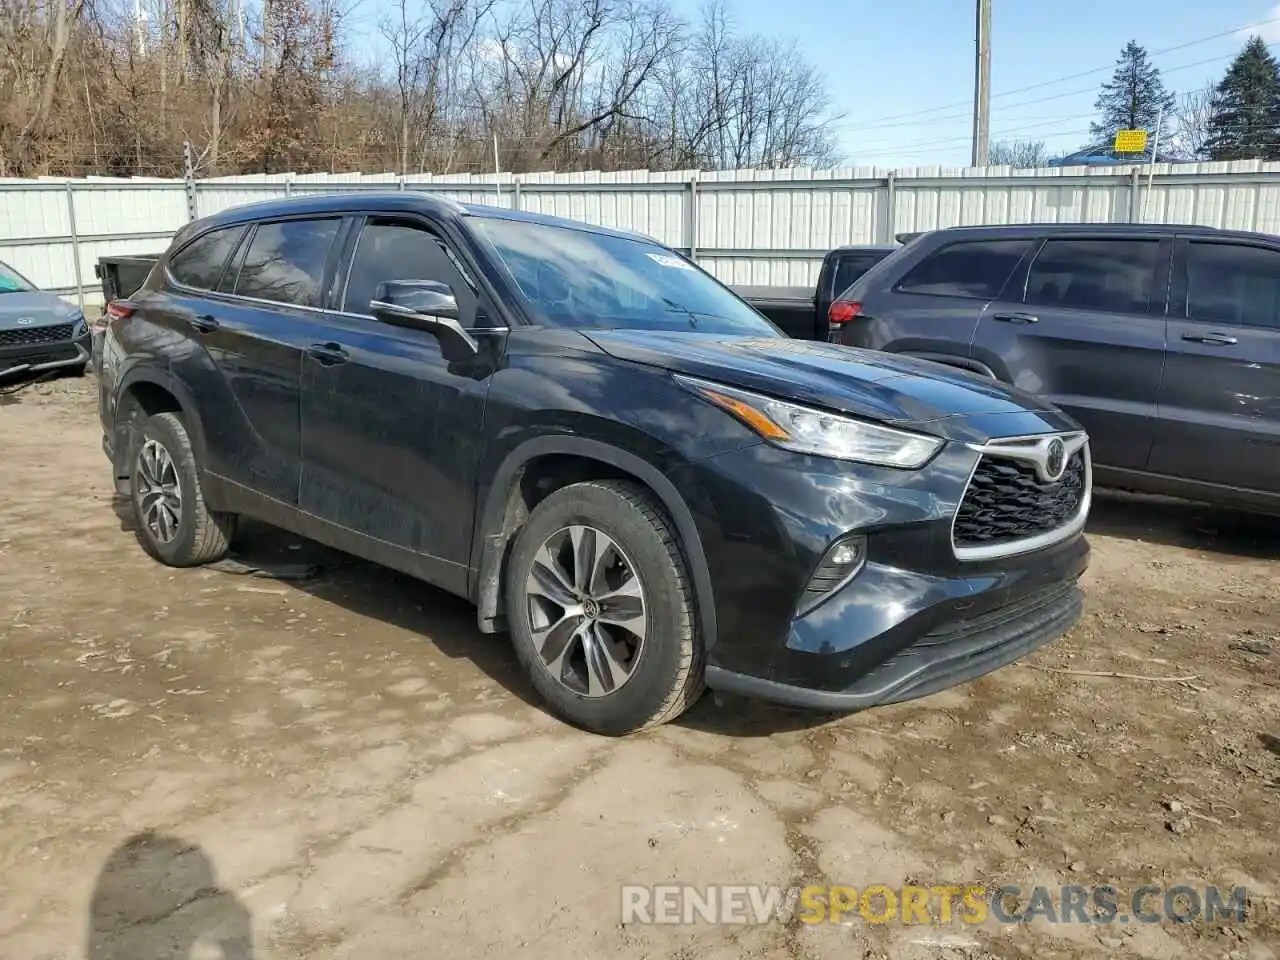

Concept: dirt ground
[[1, 375, 1278, 960]]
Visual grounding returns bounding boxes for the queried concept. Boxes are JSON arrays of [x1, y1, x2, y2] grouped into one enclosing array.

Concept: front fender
[[469, 433, 719, 653]]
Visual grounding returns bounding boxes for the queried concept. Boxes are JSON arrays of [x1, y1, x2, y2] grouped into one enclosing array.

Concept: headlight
[[70, 314, 88, 337], [676, 374, 944, 468]]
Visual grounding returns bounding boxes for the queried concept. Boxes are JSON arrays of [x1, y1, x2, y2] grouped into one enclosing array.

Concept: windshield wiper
[[661, 298, 701, 329]]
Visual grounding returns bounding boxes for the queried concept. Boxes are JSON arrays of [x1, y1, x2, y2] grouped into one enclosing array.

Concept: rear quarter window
[[894, 239, 1035, 300], [233, 218, 341, 308], [168, 225, 246, 291], [830, 253, 887, 299]]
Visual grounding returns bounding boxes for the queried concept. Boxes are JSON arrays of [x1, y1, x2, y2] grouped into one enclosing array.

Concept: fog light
[[797, 534, 867, 616], [829, 542, 860, 566]]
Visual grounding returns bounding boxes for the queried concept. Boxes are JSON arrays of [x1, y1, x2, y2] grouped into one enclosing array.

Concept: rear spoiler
[[894, 231, 928, 245]]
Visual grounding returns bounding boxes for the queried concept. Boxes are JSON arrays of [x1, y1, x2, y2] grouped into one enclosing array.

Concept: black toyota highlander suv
[[98, 193, 1091, 735]]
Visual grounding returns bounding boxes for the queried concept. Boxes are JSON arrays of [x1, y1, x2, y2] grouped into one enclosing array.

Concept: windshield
[[0, 261, 34, 294], [470, 216, 781, 336]]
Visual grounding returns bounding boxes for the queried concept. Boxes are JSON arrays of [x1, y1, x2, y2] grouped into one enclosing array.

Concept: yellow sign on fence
[[1114, 129, 1148, 153]]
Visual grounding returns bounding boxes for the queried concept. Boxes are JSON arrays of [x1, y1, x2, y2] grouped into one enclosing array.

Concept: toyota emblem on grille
[[1043, 438, 1067, 482], [15, 317, 35, 326]]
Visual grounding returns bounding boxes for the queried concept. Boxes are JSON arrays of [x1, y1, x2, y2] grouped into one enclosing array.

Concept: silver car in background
[[0, 260, 91, 382]]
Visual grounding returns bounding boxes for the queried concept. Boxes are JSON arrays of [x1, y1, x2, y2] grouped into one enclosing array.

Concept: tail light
[[104, 299, 136, 325], [828, 300, 862, 326]]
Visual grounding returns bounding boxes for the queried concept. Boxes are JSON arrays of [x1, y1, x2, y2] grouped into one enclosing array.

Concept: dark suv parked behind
[[832, 223, 1280, 514], [99, 194, 1091, 734]]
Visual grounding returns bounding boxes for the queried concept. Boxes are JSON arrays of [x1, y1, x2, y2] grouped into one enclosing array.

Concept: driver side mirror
[[369, 280, 478, 362]]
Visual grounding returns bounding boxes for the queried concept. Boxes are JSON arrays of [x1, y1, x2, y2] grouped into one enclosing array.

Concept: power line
[[870, 51, 1247, 132], [857, 126, 1096, 160], [843, 48, 1253, 149], [855, 119, 1276, 163], [841, 12, 1280, 130], [855, 114, 1098, 154]]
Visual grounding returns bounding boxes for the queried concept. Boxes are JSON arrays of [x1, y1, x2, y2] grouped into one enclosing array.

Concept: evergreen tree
[[1205, 36, 1280, 161], [1091, 40, 1176, 158]]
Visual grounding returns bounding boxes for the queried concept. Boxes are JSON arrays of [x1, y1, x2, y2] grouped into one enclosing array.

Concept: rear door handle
[[189, 314, 220, 333], [1182, 333, 1238, 346], [991, 312, 1039, 324], [307, 342, 349, 366]]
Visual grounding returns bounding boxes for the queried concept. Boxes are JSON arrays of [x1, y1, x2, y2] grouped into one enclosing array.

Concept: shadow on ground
[[1087, 490, 1280, 559], [227, 519, 544, 710], [678, 691, 841, 736], [179, 518, 839, 735], [88, 832, 253, 960], [117, 488, 1280, 739], [0, 368, 79, 403]]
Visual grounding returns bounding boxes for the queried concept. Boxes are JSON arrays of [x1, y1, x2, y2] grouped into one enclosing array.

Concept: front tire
[[505, 480, 705, 736], [130, 411, 235, 567]]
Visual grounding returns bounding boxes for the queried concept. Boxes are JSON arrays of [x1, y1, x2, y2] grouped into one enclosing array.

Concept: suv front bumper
[[705, 542, 1086, 710], [678, 435, 1090, 712], [0, 327, 91, 379]]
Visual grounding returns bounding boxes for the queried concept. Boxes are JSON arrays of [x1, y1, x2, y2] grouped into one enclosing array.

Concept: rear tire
[[130, 411, 235, 567], [505, 480, 705, 736]]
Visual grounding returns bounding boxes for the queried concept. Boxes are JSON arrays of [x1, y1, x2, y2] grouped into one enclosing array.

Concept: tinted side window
[[1026, 239, 1160, 315], [1187, 242, 1280, 329], [895, 240, 1033, 299], [233, 218, 341, 307], [831, 254, 881, 298], [342, 221, 477, 323], [168, 225, 245, 290]]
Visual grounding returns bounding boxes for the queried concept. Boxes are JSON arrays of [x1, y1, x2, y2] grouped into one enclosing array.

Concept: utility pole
[[972, 0, 992, 166]]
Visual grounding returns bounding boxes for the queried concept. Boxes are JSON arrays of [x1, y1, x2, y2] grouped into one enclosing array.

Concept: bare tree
[[647, 0, 839, 170], [1171, 82, 1215, 161], [1, 0, 88, 173], [0, 0, 842, 176], [988, 139, 1049, 168], [478, 0, 681, 168], [383, 0, 490, 174]]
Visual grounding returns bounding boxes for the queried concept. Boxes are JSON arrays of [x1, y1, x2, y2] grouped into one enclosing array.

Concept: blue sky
[[343, 0, 1280, 169], [691, 0, 1280, 167]]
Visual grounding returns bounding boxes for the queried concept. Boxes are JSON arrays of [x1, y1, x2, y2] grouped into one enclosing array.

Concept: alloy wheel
[[524, 524, 648, 698], [136, 439, 183, 544]]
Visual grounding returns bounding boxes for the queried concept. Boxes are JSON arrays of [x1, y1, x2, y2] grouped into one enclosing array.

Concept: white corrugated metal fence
[[5, 160, 1280, 306]]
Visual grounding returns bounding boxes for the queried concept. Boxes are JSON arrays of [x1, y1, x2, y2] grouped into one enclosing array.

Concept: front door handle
[[189, 314, 220, 333], [991, 312, 1039, 324], [307, 342, 349, 366], [1182, 333, 1238, 346]]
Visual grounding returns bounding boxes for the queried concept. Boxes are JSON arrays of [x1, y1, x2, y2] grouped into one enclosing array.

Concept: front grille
[[953, 447, 1087, 550], [0, 323, 75, 347], [2, 353, 57, 370]]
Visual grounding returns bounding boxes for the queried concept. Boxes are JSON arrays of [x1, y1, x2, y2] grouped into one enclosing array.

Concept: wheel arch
[[470, 436, 718, 651], [112, 366, 210, 484]]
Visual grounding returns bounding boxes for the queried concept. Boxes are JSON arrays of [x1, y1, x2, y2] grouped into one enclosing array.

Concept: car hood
[[582, 330, 1079, 443], [0, 291, 81, 330]]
